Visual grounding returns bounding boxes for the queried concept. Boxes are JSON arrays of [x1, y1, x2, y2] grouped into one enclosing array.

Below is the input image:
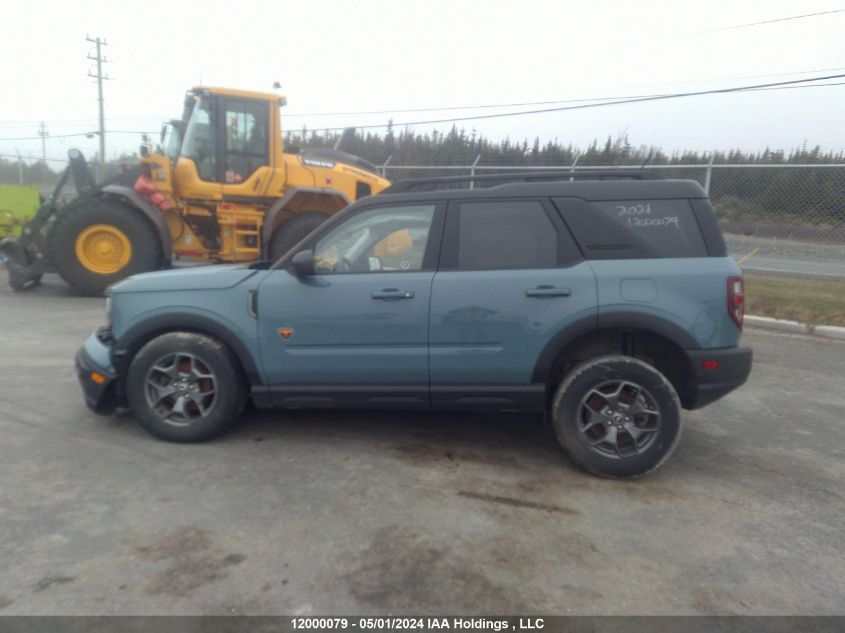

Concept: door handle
[[372, 289, 415, 300], [525, 286, 572, 298]]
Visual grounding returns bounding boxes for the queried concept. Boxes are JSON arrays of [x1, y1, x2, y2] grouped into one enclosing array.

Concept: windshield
[[161, 122, 183, 159], [180, 96, 217, 180]]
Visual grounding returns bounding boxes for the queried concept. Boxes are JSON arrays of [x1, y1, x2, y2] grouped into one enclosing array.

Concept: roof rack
[[383, 169, 664, 193]]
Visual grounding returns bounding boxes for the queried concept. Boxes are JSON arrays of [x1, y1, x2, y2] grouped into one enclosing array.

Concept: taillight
[[727, 276, 745, 330]]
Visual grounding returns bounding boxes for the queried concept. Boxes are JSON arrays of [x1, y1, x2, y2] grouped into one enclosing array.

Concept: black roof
[[375, 172, 707, 204]]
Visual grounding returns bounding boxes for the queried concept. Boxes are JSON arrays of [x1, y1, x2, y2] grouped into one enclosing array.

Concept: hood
[[110, 264, 259, 294]]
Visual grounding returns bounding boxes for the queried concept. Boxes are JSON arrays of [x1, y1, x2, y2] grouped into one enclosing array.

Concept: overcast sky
[[2, 0, 844, 165]]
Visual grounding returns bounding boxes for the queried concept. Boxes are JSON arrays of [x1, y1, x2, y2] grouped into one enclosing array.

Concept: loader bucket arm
[[0, 149, 84, 290]]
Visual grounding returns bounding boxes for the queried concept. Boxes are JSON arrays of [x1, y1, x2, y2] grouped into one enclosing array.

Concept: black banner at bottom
[[0, 617, 843, 633]]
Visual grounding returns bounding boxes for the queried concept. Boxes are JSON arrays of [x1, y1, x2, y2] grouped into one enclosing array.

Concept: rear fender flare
[[531, 312, 700, 384]]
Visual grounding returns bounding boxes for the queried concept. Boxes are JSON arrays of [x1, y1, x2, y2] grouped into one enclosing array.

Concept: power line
[[294, 73, 845, 133], [2, 74, 843, 145], [692, 9, 845, 34], [0, 152, 129, 165], [1, 65, 843, 130], [0, 152, 71, 163], [2, 75, 842, 142], [747, 81, 845, 91], [283, 66, 845, 118], [0, 131, 93, 141], [0, 129, 154, 142], [2, 65, 844, 128], [0, 116, 167, 128]]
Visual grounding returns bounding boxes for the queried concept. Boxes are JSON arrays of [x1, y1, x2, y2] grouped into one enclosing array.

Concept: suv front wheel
[[551, 355, 682, 478], [126, 332, 246, 442]]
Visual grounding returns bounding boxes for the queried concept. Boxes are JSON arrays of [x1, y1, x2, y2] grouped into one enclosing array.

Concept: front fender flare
[[113, 311, 262, 386]]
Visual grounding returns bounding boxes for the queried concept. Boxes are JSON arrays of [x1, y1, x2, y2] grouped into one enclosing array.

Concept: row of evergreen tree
[[284, 126, 845, 168], [2, 129, 844, 224], [2, 128, 843, 185], [283, 127, 845, 222]]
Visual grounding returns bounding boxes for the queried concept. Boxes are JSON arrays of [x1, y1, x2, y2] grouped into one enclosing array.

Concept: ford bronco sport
[[76, 171, 752, 478]]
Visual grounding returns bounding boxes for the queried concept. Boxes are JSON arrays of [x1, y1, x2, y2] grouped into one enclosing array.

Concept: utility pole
[[15, 148, 23, 184], [38, 122, 48, 165], [86, 35, 109, 179]]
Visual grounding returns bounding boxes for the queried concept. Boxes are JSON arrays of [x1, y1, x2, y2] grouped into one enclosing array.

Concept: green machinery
[[0, 185, 40, 239]]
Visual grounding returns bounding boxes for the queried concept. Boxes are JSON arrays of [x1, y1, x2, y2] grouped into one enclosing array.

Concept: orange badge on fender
[[278, 327, 295, 340]]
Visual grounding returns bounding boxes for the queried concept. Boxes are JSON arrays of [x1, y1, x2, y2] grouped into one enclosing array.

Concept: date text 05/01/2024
[[290, 618, 545, 631]]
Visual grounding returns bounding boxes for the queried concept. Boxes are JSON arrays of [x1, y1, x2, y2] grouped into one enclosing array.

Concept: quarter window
[[457, 201, 558, 270], [313, 205, 436, 274], [591, 200, 707, 257]]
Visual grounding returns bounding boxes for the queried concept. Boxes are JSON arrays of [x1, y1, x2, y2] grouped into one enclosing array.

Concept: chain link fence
[[383, 163, 845, 246], [3, 159, 845, 261], [3, 159, 844, 244]]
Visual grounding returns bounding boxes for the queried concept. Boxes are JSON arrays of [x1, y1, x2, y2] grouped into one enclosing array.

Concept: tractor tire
[[46, 197, 163, 295], [268, 211, 330, 260]]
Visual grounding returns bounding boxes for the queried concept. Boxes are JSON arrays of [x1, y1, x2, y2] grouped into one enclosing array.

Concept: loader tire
[[47, 197, 163, 295], [268, 211, 330, 260]]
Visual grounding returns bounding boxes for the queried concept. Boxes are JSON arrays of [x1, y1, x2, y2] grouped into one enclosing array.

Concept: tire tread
[[552, 355, 683, 479]]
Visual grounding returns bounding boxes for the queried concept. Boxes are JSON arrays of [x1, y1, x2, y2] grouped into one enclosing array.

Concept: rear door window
[[457, 201, 559, 270]]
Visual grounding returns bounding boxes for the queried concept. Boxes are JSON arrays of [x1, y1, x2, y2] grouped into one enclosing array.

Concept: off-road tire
[[126, 332, 246, 443], [268, 211, 330, 260], [46, 197, 163, 295], [551, 355, 683, 479]]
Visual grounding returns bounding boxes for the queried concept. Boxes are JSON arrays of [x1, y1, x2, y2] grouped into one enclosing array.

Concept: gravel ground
[[0, 276, 844, 615]]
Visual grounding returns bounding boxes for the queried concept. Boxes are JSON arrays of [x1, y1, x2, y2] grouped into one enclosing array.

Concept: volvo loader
[[1, 86, 389, 294]]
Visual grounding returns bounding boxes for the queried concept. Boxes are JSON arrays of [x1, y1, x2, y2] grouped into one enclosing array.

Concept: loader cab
[[172, 87, 285, 200]]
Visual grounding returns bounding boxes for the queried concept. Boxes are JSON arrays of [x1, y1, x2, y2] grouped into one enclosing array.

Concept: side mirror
[[290, 250, 316, 277]]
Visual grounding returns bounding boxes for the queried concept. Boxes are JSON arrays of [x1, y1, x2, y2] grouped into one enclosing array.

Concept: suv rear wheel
[[551, 355, 682, 478], [126, 332, 246, 442]]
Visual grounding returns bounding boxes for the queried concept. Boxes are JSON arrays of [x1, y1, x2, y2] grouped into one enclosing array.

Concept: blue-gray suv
[[76, 171, 752, 478]]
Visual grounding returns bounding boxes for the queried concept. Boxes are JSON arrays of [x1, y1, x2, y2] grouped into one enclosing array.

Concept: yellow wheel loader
[[0, 86, 390, 294]]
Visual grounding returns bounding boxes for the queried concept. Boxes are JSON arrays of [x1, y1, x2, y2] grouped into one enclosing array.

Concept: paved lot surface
[[726, 235, 845, 279], [1, 275, 844, 615]]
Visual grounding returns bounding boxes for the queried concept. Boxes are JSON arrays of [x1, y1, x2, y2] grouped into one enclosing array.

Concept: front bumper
[[685, 345, 753, 409], [75, 331, 118, 415]]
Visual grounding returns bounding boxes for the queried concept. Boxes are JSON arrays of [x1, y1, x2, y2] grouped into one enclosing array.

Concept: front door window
[[312, 205, 435, 274]]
